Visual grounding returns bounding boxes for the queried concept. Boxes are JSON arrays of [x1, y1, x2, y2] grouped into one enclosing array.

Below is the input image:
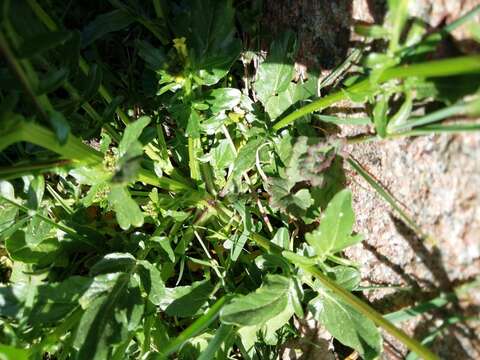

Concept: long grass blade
[[273, 56, 480, 130], [156, 295, 229, 358], [346, 156, 429, 241]]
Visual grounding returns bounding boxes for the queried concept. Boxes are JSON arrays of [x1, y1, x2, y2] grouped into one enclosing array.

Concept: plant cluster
[[0, 0, 479, 359]]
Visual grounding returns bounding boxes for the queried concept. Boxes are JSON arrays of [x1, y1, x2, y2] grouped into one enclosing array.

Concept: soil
[[262, 0, 480, 359]]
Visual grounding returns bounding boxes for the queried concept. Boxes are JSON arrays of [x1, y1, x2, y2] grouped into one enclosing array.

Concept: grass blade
[[384, 294, 455, 324], [157, 295, 229, 358], [388, 102, 468, 133], [198, 323, 235, 360], [346, 156, 429, 240], [273, 56, 480, 130], [317, 114, 371, 125], [394, 123, 480, 136]]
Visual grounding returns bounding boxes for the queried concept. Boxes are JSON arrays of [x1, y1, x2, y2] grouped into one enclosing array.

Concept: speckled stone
[[262, 0, 480, 358]]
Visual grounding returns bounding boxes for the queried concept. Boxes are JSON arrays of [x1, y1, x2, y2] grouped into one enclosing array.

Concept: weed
[[0, 0, 479, 359]]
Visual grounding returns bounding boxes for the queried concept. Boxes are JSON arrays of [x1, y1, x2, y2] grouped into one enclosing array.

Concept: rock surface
[[262, 0, 480, 358]]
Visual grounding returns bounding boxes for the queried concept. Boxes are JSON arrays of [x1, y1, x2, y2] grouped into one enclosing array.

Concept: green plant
[[0, 0, 479, 359]]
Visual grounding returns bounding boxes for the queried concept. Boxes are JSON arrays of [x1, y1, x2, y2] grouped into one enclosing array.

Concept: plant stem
[[14, 121, 102, 163], [152, 0, 165, 19], [198, 323, 234, 360], [345, 134, 378, 144], [388, 0, 409, 54], [274, 89, 346, 131], [0, 31, 47, 119], [188, 137, 202, 181], [2, 120, 191, 191], [249, 233, 438, 360], [345, 121, 480, 144], [444, 5, 480, 33], [0, 195, 101, 250], [388, 102, 467, 133], [400, 5, 480, 59], [25, 0, 57, 30], [301, 264, 439, 360], [62, 81, 122, 143], [393, 123, 480, 136], [384, 293, 455, 324], [0, 160, 72, 180], [157, 295, 229, 358], [137, 168, 191, 192], [273, 55, 480, 130]]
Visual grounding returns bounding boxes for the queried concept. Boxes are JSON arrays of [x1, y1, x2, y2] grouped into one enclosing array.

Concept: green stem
[[388, 103, 467, 133], [384, 293, 455, 324], [318, 48, 363, 90], [28, 124, 100, 163], [80, 58, 131, 126], [141, 303, 155, 356], [137, 168, 190, 192], [400, 4, 480, 59], [301, 264, 439, 360], [249, 233, 438, 360], [345, 134, 378, 144], [0, 195, 101, 250], [149, 123, 192, 187], [444, 5, 480, 32], [157, 295, 229, 358], [0, 160, 72, 180], [317, 114, 371, 126], [2, 120, 191, 191], [188, 137, 202, 181], [13, 121, 102, 163], [393, 123, 480, 136], [63, 81, 122, 143], [197, 323, 234, 360], [0, 31, 48, 119], [388, 0, 409, 54], [345, 121, 480, 144], [326, 254, 358, 267], [273, 55, 480, 130], [152, 0, 165, 19], [25, 0, 57, 30]]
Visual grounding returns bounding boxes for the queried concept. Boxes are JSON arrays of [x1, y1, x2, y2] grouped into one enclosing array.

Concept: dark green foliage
[[0, 1, 478, 359]]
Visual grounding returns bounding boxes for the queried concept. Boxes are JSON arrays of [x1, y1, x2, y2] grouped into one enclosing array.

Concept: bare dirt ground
[[263, 0, 480, 359]]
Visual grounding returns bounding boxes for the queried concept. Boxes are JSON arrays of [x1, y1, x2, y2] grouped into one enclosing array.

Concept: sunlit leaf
[[118, 116, 151, 158], [160, 280, 215, 317], [108, 185, 144, 230], [73, 273, 144, 360], [206, 88, 241, 113], [309, 288, 382, 360], [255, 31, 297, 106], [220, 275, 292, 326], [0, 344, 30, 360], [305, 189, 362, 256]]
